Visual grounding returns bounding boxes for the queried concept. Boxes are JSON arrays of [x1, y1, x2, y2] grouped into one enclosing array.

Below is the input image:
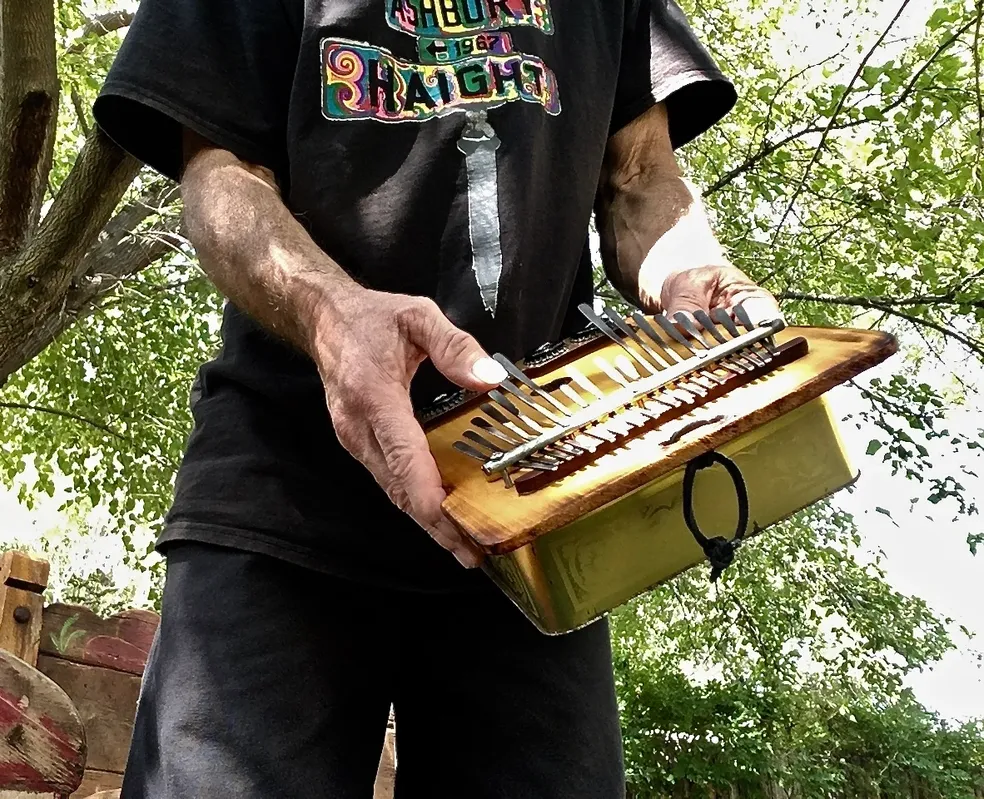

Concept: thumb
[[403, 299, 507, 391]]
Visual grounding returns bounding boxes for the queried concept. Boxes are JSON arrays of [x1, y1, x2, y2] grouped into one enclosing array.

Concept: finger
[[400, 299, 506, 391], [369, 391, 485, 568], [706, 267, 784, 326], [660, 270, 714, 319], [735, 294, 784, 327]]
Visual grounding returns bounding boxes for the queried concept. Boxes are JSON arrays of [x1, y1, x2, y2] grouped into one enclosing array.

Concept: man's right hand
[[180, 132, 505, 568], [305, 284, 507, 569]]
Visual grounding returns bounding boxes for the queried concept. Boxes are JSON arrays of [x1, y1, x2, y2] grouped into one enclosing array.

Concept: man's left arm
[[594, 103, 781, 325]]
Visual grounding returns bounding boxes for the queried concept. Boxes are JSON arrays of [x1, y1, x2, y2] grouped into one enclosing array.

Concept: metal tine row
[[599, 302, 767, 384], [455, 302, 781, 478], [580, 304, 719, 398]]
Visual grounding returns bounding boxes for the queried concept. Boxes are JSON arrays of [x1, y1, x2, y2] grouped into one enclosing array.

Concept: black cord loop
[[682, 451, 750, 582]]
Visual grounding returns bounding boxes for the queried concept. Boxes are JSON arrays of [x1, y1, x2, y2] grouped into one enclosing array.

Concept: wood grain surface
[[0, 648, 84, 795], [40, 605, 158, 677], [35, 657, 139, 775]]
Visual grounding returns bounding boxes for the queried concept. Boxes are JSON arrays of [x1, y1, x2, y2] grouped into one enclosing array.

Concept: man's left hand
[[654, 264, 783, 328]]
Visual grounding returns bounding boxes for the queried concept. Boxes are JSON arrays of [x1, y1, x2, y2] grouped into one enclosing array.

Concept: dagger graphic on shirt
[[457, 110, 503, 317]]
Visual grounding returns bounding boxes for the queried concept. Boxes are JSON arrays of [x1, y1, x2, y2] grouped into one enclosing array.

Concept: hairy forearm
[[181, 146, 357, 357], [597, 171, 729, 310], [595, 104, 729, 311]]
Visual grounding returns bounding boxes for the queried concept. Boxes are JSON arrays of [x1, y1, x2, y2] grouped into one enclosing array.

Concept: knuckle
[[432, 325, 476, 365], [395, 297, 439, 331]]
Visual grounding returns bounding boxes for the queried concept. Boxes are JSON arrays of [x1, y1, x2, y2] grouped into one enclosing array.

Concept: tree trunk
[[0, 0, 58, 255], [0, 128, 141, 384]]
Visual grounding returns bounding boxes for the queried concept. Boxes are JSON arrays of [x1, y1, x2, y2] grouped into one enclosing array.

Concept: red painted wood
[[0, 650, 84, 794]]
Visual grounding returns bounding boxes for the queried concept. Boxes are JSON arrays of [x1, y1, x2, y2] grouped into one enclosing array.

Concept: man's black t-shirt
[[93, 0, 737, 592]]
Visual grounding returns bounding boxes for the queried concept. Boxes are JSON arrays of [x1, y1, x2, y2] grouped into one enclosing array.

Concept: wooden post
[[0, 551, 84, 799], [0, 551, 50, 666]]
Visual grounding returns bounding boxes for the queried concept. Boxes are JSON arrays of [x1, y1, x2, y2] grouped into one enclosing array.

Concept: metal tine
[[631, 311, 684, 364], [499, 378, 565, 425], [558, 381, 589, 408], [517, 459, 560, 473], [594, 357, 661, 425], [472, 416, 523, 446], [635, 311, 722, 391], [567, 365, 605, 401], [691, 308, 755, 371], [612, 356, 670, 420], [692, 309, 727, 345], [601, 304, 670, 370], [454, 441, 491, 462], [604, 309, 713, 397], [492, 354, 576, 417], [591, 318, 706, 398], [673, 311, 718, 350], [488, 392, 585, 457], [463, 430, 564, 467], [492, 385, 591, 456], [481, 402, 536, 440], [595, 355, 631, 389], [675, 312, 750, 375], [588, 307, 711, 400], [579, 303, 660, 378], [463, 430, 504, 453], [472, 417, 568, 462], [653, 314, 725, 394], [733, 303, 779, 355], [654, 312, 702, 357], [560, 371, 617, 443], [711, 308, 768, 366], [613, 355, 689, 413]]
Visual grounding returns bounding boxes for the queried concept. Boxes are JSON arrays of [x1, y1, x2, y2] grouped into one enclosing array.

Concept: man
[[92, 0, 780, 796]]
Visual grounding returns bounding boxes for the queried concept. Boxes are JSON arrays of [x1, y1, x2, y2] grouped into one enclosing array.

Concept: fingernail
[[472, 357, 507, 385], [739, 298, 785, 326]]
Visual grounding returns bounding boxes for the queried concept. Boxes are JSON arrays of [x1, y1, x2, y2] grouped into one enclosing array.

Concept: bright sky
[[765, 0, 984, 721], [1, 0, 978, 733]]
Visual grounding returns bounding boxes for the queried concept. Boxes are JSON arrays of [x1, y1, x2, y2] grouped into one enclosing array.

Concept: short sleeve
[[611, 0, 738, 147], [92, 0, 300, 182]]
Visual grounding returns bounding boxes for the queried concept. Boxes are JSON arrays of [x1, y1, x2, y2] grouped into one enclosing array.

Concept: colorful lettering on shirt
[[417, 32, 514, 64], [322, 39, 561, 122], [386, 0, 553, 37]]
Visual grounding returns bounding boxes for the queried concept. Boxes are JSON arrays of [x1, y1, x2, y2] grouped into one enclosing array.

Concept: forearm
[[597, 173, 728, 309], [180, 144, 357, 358], [595, 104, 729, 311]]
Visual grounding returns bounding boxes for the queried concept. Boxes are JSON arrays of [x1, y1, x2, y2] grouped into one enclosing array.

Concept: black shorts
[[121, 541, 625, 799]]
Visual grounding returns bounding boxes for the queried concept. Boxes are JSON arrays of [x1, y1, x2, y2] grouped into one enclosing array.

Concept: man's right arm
[[179, 130, 506, 568]]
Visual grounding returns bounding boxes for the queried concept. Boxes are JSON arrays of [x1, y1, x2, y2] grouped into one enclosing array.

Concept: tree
[[0, 0, 982, 793]]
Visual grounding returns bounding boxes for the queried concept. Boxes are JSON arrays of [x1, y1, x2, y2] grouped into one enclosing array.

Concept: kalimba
[[420, 303, 897, 634]]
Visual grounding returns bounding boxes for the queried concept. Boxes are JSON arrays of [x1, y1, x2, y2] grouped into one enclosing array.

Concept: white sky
[[1, 0, 977, 729]]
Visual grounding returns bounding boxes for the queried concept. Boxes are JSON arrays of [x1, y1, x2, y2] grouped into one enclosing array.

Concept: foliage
[[0, 0, 982, 793], [612, 509, 984, 797]]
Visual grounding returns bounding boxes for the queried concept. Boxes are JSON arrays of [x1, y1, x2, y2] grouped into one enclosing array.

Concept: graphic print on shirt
[[320, 0, 560, 316]]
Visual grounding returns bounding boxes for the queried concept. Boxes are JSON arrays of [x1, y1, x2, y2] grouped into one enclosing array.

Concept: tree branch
[[704, 17, 976, 197], [0, 400, 125, 440], [69, 84, 91, 136], [769, 0, 915, 245], [64, 10, 134, 54], [0, 0, 58, 254], [779, 291, 984, 309], [974, 0, 983, 165], [0, 181, 183, 385], [780, 291, 984, 358], [1, 127, 141, 302]]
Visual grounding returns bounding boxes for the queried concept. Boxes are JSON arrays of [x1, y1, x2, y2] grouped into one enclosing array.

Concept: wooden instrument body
[[424, 324, 897, 635]]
